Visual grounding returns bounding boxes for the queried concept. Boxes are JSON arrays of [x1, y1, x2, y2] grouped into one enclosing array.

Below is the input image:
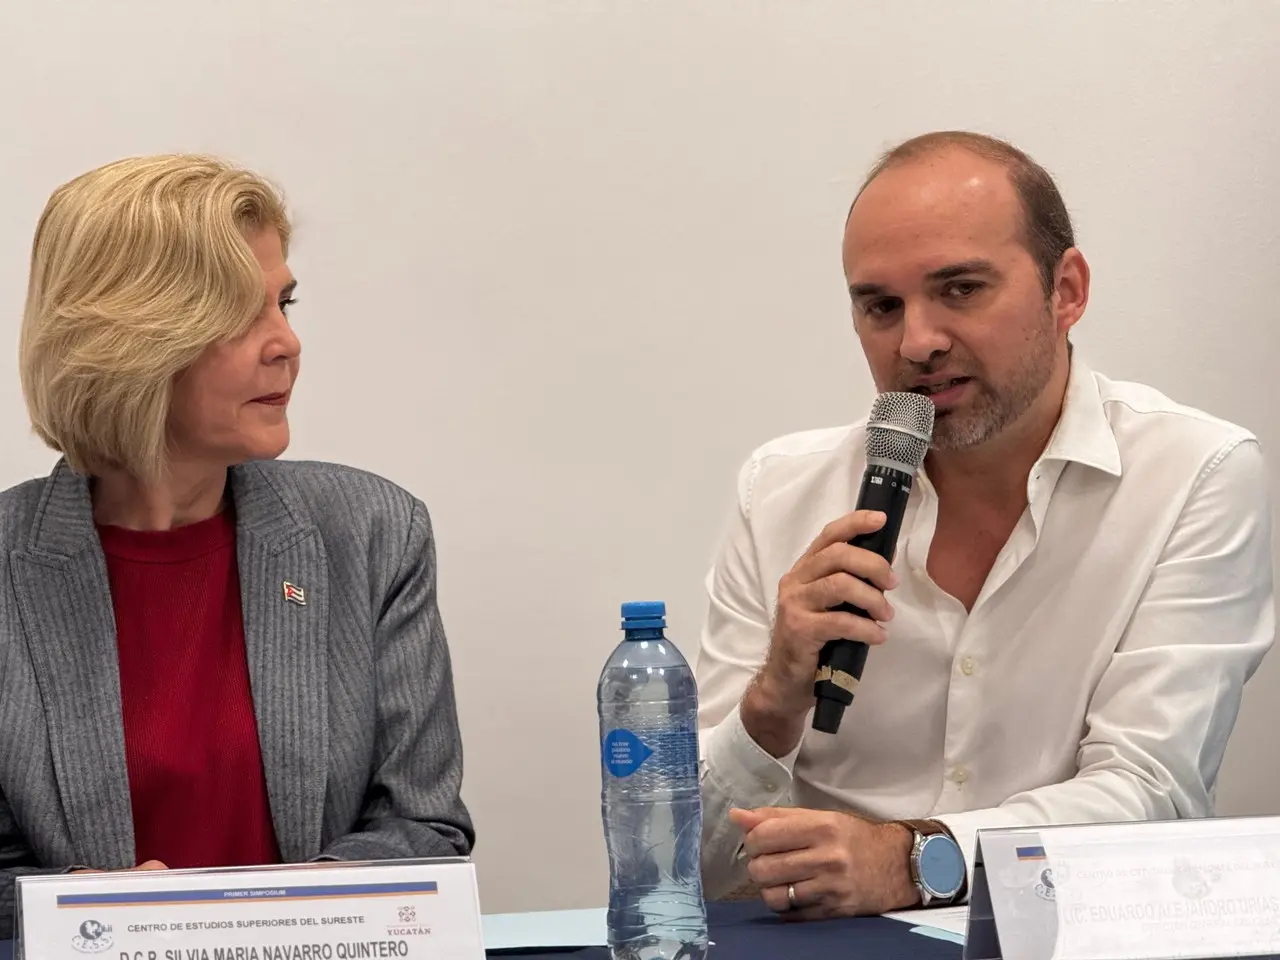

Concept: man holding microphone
[[695, 131, 1275, 918]]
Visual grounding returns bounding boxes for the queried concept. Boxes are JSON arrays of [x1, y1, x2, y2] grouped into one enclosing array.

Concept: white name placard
[[963, 817, 1280, 960], [15, 859, 484, 960]]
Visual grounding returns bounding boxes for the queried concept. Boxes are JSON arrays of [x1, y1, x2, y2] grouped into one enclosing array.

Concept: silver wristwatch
[[902, 819, 966, 907]]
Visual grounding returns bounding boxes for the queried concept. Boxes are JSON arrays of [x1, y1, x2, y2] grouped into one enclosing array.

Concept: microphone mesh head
[[864, 392, 935, 473]]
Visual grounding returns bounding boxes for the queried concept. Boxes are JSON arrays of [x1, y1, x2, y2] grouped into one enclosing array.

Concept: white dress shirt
[[696, 356, 1275, 898]]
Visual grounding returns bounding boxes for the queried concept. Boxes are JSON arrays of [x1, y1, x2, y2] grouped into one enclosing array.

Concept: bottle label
[[603, 729, 654, 777], [602, 728, 698, 778]]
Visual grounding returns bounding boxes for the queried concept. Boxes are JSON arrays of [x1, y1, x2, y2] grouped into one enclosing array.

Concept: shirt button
[[950, 767, 970, 784], [761, 779, 778, 792], [960, 656, 977, 676]]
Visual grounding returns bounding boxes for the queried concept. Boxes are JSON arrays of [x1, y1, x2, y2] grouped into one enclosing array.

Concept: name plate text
[[16, 859, 484, 960]]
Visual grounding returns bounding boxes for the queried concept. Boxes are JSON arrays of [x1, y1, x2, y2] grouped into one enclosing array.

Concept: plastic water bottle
[[598, 601, 708, 960]]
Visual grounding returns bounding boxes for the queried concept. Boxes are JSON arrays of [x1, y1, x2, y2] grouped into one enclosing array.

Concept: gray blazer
[[0, 459, 474, 935]]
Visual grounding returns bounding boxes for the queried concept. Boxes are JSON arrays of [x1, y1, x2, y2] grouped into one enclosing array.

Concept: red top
[[98, 509, 281, 868]]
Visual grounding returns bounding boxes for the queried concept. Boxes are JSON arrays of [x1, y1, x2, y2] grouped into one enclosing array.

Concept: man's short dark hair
[[855, 131, 1075, 296]]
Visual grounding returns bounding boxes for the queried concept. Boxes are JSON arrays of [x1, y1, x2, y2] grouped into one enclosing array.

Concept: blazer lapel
[[231, 463, 329, 862], [9, 462, 135, 869]]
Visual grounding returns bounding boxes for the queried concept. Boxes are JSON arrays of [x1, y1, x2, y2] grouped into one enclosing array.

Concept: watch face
[[919, 834, 966, 898]]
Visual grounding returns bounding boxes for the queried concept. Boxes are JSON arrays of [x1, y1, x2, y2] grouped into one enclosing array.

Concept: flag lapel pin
[[282, 581, 307, 606]]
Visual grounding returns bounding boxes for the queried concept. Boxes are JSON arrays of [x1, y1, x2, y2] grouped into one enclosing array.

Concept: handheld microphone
[[812, 391, 934, 734]]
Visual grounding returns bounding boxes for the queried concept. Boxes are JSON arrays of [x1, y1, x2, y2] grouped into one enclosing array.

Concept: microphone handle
[[811, 463, 914, 734]]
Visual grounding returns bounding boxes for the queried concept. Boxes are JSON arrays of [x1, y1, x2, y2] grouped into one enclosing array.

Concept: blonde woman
[[0, 156, 473, 931]]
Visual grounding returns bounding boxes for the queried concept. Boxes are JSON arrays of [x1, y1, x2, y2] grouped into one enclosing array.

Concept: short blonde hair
[[19, 154, 291, 482]]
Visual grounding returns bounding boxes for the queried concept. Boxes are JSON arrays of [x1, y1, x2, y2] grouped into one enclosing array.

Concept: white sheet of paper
[[481, 907, 608, 950], [883, 904, 969, 936]]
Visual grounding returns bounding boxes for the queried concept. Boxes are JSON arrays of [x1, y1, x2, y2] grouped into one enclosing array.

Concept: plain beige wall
[[0, 0, 1276, 914]]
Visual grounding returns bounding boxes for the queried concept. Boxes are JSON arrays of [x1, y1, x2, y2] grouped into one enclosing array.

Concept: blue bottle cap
[[621, 601, 666, 630]]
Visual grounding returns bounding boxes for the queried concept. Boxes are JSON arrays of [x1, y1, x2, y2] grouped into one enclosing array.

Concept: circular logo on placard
[[71, 920, 113, 954], [1034, 868, 1056, 902], [1172, 858, 1218, 901], [1035, 864, 1068, 902]]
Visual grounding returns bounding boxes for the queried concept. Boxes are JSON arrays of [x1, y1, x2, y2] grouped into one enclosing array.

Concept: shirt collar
[[1037, 351, 1123, 478]]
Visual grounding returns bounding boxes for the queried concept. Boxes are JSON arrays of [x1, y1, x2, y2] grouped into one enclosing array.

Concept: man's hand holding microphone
[[729, 391, 939, 919], [732, 510, 917, 919], [739, 510, 898, 759]]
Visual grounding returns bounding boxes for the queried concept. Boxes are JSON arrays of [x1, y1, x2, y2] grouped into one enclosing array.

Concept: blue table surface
[[485, 900, 962, 958], [0, 901, 962, 960]]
